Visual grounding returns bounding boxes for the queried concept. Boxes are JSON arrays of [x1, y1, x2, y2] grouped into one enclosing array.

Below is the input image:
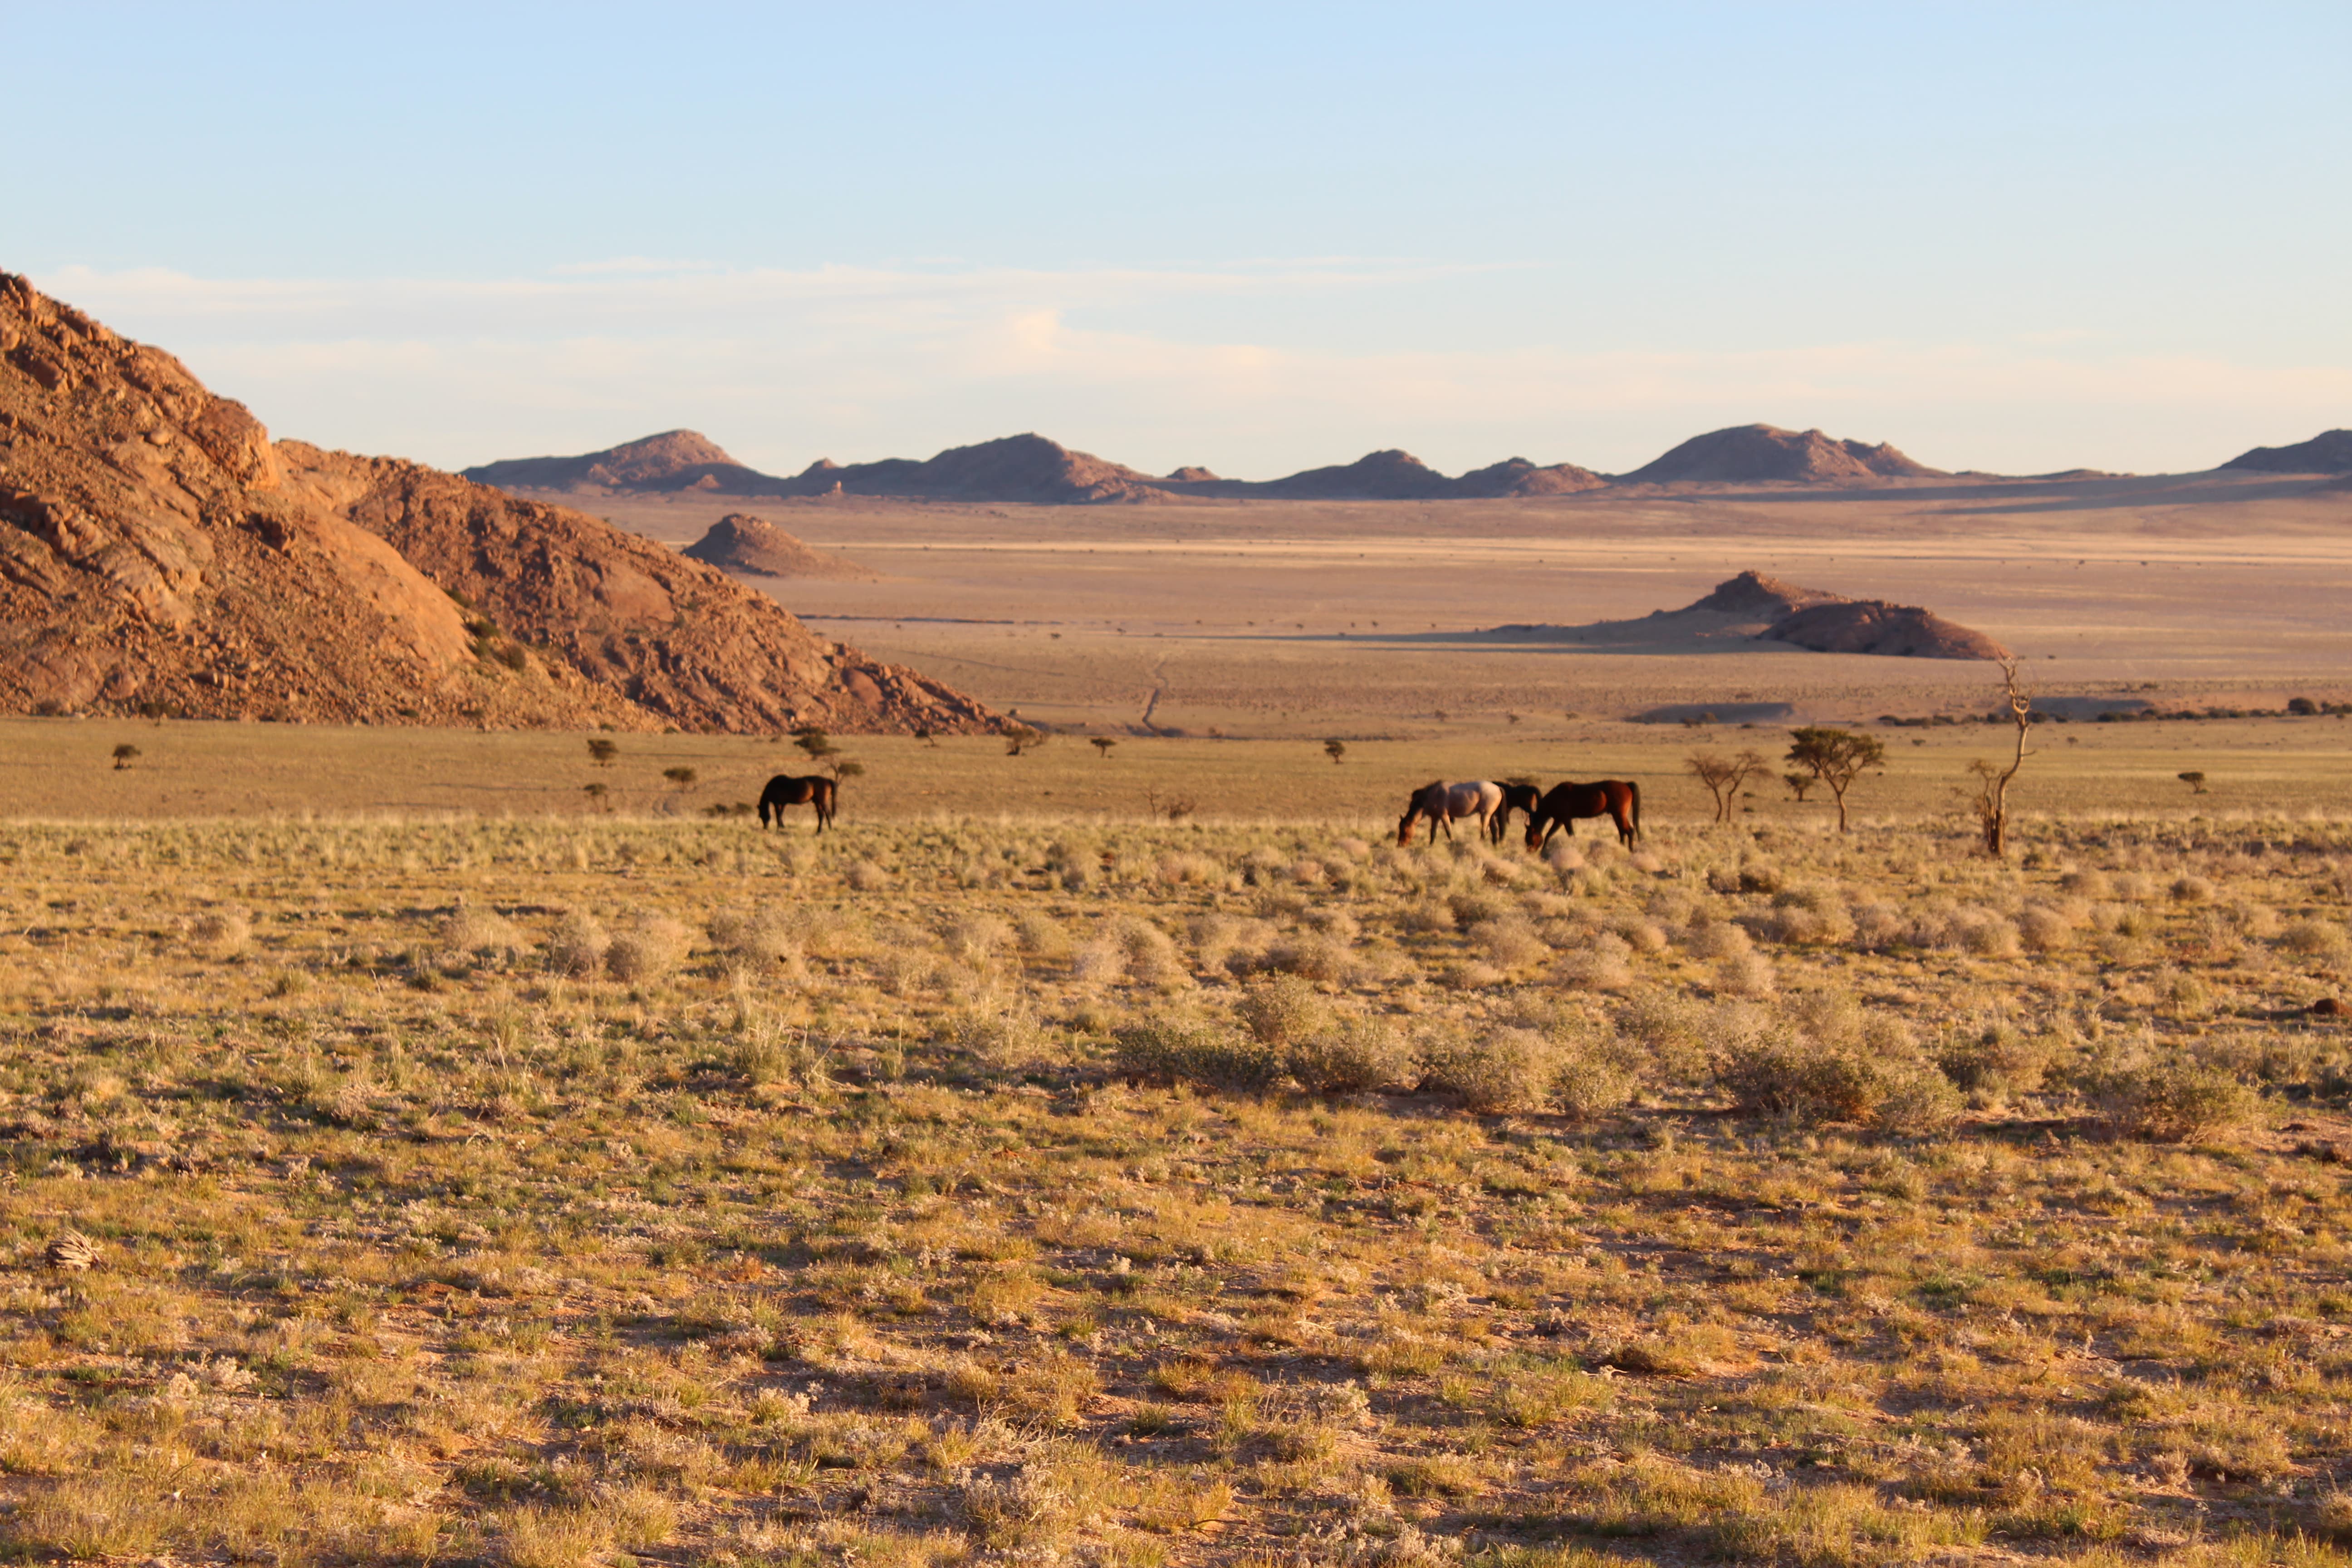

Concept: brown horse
[[1489, 782, 1543, 845], [759, 774, 838, 833], [1525, 779, 1641, 850], [1397, 779, 1504, 846]]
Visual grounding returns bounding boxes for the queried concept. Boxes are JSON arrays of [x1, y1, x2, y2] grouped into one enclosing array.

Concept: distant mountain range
[[465, 422, 2352, 507]]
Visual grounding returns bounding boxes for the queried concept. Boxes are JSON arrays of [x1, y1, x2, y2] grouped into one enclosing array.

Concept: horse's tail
[[1627, 779, 1642, 843]]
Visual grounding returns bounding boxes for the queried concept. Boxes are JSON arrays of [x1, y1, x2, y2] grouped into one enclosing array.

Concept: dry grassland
[[5, 795, 2352, 1565]]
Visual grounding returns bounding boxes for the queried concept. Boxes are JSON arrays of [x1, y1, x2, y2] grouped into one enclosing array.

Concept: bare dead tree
[[1687, 748, 1769, 824], [1967, 656, 2035, 856]]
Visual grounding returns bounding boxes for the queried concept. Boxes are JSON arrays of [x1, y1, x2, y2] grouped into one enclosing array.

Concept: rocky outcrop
[[681, 514, 873, 579], [0, 271, 998, 732], [1684, 569, 1847, 619], [1761, 600, 2009, 660], [2220, 430, 2352, 474], [1619, 424, 1944, 484], [1678, 569, 2005, 659]]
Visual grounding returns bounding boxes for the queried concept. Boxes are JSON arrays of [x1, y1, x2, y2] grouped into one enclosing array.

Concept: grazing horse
[[1525, 779, 1641, 851], [1397, 779, 1504, 847], [759, 774, 838, 833], [1489, 782, 1543, 845]]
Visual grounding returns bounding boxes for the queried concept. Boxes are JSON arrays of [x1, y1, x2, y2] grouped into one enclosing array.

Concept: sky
[[7, 1, 2348, 479]]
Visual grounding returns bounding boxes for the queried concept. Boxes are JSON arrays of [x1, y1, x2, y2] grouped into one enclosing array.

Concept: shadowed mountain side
[[2221, 430, 2352, 474], [1468, 570, 2008, 661], [681, 514, 874, 580], [0, 272, 998, 733]]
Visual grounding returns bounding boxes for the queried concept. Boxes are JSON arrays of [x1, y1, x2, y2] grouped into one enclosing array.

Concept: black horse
[[1525, 779, 1641, 850], [1489, 782, 1543, 845], [759, 774, 838, 833]]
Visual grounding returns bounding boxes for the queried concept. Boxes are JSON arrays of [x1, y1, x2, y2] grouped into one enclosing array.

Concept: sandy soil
[[522, 474, 2352, 737]]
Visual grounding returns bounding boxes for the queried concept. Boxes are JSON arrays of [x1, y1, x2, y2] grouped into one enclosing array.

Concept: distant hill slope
[[2219, 430, 2352, 474], [1619, 424, 1945, 484], [0, 272, 997, 732], [681, 514, 874, 579], [472, 431, 1610, 503]]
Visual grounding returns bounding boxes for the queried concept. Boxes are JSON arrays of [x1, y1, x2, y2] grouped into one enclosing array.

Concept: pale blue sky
[[9, 2, 2347, 477]]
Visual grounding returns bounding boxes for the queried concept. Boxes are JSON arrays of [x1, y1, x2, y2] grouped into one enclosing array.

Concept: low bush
[[1113, 1019, 1280, 1089], [1286, 1018, 1419, 1093], [2085, 1055, 2263, 1142]]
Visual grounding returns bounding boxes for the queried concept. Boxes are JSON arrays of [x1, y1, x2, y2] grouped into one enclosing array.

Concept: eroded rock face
[[0, 272, 998, 732]]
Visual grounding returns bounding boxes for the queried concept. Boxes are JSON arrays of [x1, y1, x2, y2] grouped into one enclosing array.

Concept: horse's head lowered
[[1397, 780, 1443, 847]]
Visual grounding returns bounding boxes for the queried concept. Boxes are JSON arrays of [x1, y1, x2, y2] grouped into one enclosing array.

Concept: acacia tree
[[1966, 657, 2035, 856], [1785, 726, 1886, 833], [1324, 739, 1348, 765], [1687, 749, 1769, 824]]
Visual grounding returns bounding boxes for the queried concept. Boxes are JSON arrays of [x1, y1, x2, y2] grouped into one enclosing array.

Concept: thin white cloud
[[32, 263, 2352, 478]]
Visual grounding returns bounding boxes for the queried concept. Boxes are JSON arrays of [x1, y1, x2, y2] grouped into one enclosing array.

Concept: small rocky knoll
[[1476, 569, 2008, 661], [680, 514, 874, 579]]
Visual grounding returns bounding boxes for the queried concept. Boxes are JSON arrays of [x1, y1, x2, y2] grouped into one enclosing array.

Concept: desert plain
[[9, 473, 2352, 1568]]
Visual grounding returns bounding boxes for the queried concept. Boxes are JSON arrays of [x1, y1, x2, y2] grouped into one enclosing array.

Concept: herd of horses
[[1396, 778, 1640, 851], [755, 769, 1640, 849]]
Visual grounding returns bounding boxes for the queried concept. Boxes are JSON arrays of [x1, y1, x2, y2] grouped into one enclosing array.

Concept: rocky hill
[[463, 430, 772, 493], [2219, 430, 2352, 474], [681, 514, 873, 579], [1476, 569, 2007, 661], [1618, 424, 1945, 484], [0, 272, 996, 732]]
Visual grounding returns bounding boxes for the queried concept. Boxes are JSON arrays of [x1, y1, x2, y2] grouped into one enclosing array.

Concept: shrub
[[1472, 918, 1550, 971], [1714, 994, 1949, 1128], [1714, 951, 1776, 997], [1236, 974, 1333, 1046], [845, 859, 894, 892], [1617, 991, 1713, 1082], [1287, 1018, 1418, 1093], [1936, 1023, 2053, 1098], [1113, 1019, 1280, 1090], [2279, 920, 2350, 958], [1420, 1026, 1559, 1113], [1555, 933, 1634, 991], [1258, 933, 1353, 983], [546, 910, 609, 978], [189, 909, 250, 952], [2016, 904, 2075, 952], [709, 908, 800, 971], [2086, 1056, 2262, 1142], [608, 914, 691, 982]]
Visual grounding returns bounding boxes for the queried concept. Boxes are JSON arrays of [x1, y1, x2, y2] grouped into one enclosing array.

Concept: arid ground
[[550, 474, 2352, 739], [5, 485, 2352, 1567]]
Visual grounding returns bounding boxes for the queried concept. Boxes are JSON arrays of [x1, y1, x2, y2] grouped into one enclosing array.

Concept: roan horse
[[1524, 779, 1642, 851], [1488, 782, 1543, 845], [758, 774, 838, 833], [1397, 779, 1504, 847]]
